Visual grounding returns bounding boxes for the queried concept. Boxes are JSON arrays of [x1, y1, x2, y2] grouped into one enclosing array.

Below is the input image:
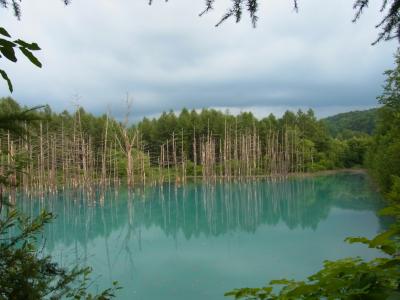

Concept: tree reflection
[[18, 173, 382, 252]]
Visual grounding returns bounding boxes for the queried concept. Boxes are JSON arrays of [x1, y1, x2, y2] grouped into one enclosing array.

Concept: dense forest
[[0, 97, 374, 193], [322, 108, 378, 138]]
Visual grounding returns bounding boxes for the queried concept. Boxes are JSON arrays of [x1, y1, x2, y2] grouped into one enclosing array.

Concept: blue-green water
[[18, 173, 384, 299]]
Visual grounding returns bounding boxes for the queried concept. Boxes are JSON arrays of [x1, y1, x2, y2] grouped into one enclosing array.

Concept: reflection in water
[[15, 173, 384, 300], [18, 173, 382, 252]]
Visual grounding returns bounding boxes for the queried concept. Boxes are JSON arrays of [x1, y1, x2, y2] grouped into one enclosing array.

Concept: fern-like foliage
[[0, 106, 43, 135], [353, 0, 400, 44]]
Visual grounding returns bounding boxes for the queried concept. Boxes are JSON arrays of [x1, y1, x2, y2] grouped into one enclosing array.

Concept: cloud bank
[[0, 0, 397, 119]]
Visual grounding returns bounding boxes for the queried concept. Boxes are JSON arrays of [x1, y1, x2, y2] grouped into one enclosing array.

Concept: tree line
[[0, 97, 372, 193]]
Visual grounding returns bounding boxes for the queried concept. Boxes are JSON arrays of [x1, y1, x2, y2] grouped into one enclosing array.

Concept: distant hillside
[[322, 108, 379, 137]]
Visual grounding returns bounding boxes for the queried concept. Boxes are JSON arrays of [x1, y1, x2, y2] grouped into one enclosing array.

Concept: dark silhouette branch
[[198, 0, 400, 45]]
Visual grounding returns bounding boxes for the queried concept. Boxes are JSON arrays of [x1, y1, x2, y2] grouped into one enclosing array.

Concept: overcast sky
[[0, 0, 397, 120]]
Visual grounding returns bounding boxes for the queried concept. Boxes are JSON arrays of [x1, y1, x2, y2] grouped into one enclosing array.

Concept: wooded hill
[[321, 108, 378, 138]]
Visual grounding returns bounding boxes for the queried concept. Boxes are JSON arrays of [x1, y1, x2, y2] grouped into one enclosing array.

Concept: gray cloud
[[0, 0, 397, 120]]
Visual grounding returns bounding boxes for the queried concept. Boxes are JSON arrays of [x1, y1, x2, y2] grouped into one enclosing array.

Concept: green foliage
[[0, 209, 121, 299], [0, 104, 43, 136], [0, 101, 44, 188], [137, 107, 337, 171], [1, 97, 374, 177], [367, 52, 400, 192], [388, 176, 400, 202], [0, 27, 42, 92], [342, 136, 372, 168], [322, 109, 378, 138]]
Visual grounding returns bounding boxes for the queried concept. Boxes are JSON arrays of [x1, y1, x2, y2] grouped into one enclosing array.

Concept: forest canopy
[[322, 108, 378, 138]]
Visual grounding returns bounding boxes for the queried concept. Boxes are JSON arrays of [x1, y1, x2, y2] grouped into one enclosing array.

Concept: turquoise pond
[[18, 172, 385, 299]]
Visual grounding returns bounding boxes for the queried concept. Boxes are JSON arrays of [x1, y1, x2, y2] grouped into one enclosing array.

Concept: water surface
[[18, 173, 384, 299]]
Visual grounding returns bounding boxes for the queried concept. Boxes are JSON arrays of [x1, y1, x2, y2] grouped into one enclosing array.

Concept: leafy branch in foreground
[[0, 209, 121, 299], [0, 105, 43, 134], [0, 26, 42, 92], [0, 0, 71, 92]]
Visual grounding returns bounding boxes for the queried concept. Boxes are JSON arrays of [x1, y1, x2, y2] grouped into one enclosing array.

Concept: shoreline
[[287, 168, 367, 178], [9, 168, 370, 196]]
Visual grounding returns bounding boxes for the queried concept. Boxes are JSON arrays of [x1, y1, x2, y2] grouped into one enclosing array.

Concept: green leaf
[[345, 236, 371, 245], [0, 46, 17, 62], [270, 279, 293, 285], [380, 258, 400, 269], [19, 47, 42, 68], [14, 39, 41, 51], [379, 205, 400, 216], [0, 27, 11, 38], [0, 38, 16, 48], [369, 228, 398, 247], [380, 244, 397, 255], [0, 69, 13, 93]]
